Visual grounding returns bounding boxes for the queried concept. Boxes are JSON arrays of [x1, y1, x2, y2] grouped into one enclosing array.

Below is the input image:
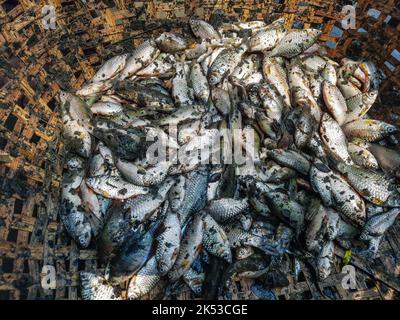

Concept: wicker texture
[[0, 0, 399, 300]]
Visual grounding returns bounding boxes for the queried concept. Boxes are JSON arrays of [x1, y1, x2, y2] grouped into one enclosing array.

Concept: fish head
[[127, 285, 142, 300], [221, 250, 232, 263], [382, 123, 399, 135], [307, 29, 323, 39], [66, 156, 85, 171]]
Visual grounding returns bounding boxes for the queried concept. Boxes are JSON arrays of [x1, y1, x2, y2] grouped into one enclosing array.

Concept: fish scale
[[127, 256, 161, 300], [360, 208, 400, 241], [178, 166, 209, 225], [109, 221, 159, 283], [119, 39, 160, 80], [263, 57, 291, 107], [336, 162, 398, 206], [320, 113, 353, 165], [345, 90, 378, 123], [155, 209, 181, 275], [168, 214, 204, 282], [342, 119, 399, 142], [183, 255, 206, 296]]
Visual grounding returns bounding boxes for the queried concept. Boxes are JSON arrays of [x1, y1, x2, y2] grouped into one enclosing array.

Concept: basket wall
[[0, 0, 399, 300]]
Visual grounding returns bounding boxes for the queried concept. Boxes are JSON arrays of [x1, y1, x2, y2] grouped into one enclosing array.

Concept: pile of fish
[[59, 17, 400, 300]]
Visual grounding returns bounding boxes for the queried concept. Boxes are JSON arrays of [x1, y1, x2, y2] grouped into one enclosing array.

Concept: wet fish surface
[[59, 16, 399, 300]]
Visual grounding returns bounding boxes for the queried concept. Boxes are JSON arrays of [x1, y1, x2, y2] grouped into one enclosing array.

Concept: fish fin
[[326, 151, 344, 170], [313, 160, 331, 173], [287, 177, 298, 200]]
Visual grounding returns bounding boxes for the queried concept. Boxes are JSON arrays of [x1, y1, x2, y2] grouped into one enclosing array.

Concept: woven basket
[[0, 0, 399, 300]]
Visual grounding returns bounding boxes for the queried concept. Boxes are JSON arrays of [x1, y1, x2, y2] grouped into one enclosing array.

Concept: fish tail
[[263, 50, 273, 59]]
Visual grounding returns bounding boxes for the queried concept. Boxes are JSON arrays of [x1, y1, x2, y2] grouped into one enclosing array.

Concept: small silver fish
[[155, 32, 188, 53], [263, 57, 291, 108], [208, 43, 248, 86], [156, 208, 181, 275], [189, 18, 221, 40], [91, 101, 123, 116], [360, 208, 400, 241], [168, 213, 204, 281], [345, 90, 378, 123], [317, 241, 334, 280], [335, 162, 400, 207], [115, 158, 171, 187], [91, 54, 129, 82], [248, 22, 285, 52], [190, 63, 210, 104], [124, 178, 174, 224], [119, 39, 160, 80], [172, 61, 193, 106], [86, 175, 149, 200]]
